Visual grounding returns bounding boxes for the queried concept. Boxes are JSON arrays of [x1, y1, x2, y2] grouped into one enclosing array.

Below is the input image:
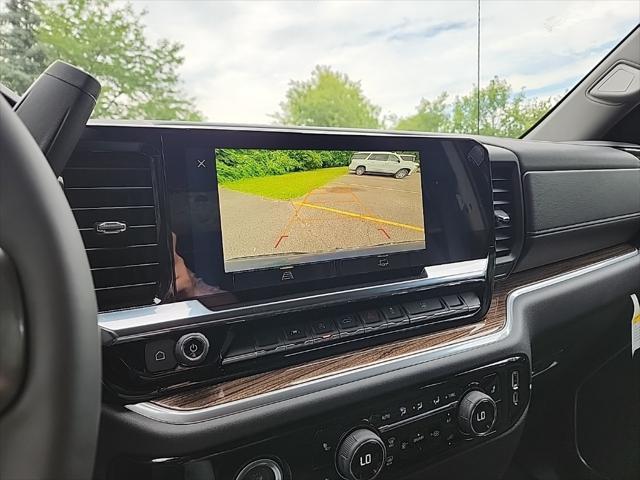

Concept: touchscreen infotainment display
[[216, 148, 425, 273], [162, 127, 493, 307]]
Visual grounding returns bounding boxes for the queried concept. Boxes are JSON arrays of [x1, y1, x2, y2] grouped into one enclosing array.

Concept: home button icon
[[144, 339, 177, 373]]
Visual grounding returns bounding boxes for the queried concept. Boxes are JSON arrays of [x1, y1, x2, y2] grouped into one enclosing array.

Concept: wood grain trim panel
[[153, 244, 635, 411]]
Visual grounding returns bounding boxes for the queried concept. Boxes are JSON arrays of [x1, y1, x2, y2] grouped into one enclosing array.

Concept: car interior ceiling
[[0, 19, 638, 480]]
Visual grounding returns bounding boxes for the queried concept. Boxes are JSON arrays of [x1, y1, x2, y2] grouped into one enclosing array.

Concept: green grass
[[221, 166, 348, 200]]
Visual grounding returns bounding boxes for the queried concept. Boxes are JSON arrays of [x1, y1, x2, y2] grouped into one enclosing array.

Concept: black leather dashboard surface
[[523, 169, 640, 234], [481, 138, 640, 272], [479, 137, 640, 171]]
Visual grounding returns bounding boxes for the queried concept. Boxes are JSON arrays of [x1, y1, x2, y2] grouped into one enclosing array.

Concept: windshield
[[1, 0, 637, 137]]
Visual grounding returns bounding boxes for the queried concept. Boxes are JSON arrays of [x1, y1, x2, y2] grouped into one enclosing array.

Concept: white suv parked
[[348, 151, 419, 179]]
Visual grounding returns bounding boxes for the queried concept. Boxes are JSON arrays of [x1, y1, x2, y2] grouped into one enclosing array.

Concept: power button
[[175, 333, 210, 366]]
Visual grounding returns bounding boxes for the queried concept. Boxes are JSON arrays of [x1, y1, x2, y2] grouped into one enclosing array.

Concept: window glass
[[1, 0, 637, 137]]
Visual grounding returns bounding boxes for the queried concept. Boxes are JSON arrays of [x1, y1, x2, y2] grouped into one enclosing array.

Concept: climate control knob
[[458, 389, 497, 436], [336, 428, 386, 480]]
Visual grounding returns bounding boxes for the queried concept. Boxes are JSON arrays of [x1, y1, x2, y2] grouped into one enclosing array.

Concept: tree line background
[[1, 0, 554, 137], [216, 149, 352, 183]]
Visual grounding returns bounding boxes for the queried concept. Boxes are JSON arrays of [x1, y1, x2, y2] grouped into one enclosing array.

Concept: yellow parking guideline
[[293, 201, 425, 233]]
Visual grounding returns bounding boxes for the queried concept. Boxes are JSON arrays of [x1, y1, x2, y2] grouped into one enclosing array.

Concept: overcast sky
[[130, 0, 639, 123]]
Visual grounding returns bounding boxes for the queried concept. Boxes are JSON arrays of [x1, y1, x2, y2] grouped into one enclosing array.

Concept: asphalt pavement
[[219, 171, 425, 264]]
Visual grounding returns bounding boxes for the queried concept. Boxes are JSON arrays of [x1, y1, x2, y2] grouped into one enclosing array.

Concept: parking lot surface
[[219, 172, 425, 264]]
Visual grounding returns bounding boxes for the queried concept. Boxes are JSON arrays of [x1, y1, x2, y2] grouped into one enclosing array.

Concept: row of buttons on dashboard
[[222, 292, 481, 365], [368, 373, 500, 430], [380, 404, 464, 470]]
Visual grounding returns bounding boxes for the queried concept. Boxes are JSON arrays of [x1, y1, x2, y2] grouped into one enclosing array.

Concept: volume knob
[[336, 428, 386, 480], [458, 390, 497, 436]]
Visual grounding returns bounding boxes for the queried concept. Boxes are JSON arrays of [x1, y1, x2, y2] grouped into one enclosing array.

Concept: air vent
[[491, 161, 522, 276], [64, 152, 162, 311]]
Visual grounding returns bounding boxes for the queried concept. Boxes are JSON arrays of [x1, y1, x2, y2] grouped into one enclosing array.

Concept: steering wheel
[[0, 97, 100, 478]]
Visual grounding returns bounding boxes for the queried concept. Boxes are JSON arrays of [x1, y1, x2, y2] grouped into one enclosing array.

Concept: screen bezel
[[162, 126, 494, 308]]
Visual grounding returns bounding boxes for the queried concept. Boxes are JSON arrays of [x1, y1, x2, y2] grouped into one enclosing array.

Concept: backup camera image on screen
[[216, 148, 425, 272]]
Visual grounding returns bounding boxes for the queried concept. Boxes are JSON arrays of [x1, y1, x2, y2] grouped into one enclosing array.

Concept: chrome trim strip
[[98, 258, 488, 343], [98, 301, 212, 342], [125, 249, 638, 424]]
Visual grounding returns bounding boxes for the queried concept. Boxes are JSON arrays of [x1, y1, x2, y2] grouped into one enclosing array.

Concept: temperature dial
[[336, 428, 386, 480], [458, 389, 497, 436]]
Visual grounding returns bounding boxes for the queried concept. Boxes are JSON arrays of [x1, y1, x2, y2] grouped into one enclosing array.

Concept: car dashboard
[[62, 121, 640, 480]]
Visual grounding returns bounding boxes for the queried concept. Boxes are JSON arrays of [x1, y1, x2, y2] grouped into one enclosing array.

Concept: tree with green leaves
[[273, 65, 382, 129], [1, 0, 202, 120], [394, 92, 450, 133], [34, 0, 203, 120], [0, 0, 50, 95], [395, 77, 552, 137], [449, 77, 552, 137]]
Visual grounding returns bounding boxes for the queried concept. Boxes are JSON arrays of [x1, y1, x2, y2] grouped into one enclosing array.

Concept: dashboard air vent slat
[[91, 263, 160, 289], [86, 244, 159, 268], [65, 186, 155, 208], [63, 168, 152, 187], [94, 283, 159, 312], [72, 206, 156, 228], [491, 163, 516, 261], [64, 151, 163, 311]]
